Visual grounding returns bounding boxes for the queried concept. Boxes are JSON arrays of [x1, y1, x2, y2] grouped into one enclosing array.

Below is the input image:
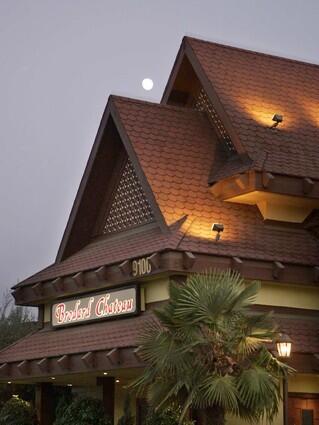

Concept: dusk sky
[[1, 0, 319, 293]]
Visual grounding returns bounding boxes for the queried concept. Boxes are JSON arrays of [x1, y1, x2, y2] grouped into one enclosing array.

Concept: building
[[0, 36, 318, 424]]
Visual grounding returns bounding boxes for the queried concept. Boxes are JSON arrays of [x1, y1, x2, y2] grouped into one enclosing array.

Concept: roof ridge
[[185, 36, 319, 69]]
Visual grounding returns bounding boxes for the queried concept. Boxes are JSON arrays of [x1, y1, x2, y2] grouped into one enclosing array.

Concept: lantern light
[[276, 333, 292, 358]]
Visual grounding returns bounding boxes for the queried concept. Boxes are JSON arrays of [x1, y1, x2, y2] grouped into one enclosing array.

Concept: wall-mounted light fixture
[[271, 114, 283, 128], [212, 223, 224, 241], [276, 333, 292, 358], [276, 333, 292, 425]]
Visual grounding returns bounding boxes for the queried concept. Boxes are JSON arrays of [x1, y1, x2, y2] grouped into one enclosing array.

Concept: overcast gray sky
[[1, 0, 319, 292]]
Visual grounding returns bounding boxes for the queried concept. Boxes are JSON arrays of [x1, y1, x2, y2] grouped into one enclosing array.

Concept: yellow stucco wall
[[43, 276, 318, 323], [256, 282, 319, 310], [143, 277, 170, 304]]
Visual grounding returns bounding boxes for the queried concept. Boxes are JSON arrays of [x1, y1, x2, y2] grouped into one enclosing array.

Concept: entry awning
[[0, 311, 157, 381]]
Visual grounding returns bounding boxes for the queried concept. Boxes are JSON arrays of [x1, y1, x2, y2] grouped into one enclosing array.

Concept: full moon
[[142, 78, 154, 91]]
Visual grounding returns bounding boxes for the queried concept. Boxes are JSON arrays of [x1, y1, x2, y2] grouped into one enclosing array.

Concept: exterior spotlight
[[103, 372, 108, 376], [271, 114, 283, 128], [67, 383, 72, 387], [212, 223, 224, 241], [116, 379, 120, 383], [276, 333, 292, 358]]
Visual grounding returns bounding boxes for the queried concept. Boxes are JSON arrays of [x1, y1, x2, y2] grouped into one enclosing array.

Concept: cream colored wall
[[143, 277, 170, 304], [43, 276, 318, 324], [289, 374, 319, 393], [44, 304, 51, 322], [256, 282, 319, 310]]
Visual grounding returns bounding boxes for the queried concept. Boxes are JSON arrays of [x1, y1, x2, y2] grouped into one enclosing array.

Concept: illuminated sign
[[52, 286, 138, 327]]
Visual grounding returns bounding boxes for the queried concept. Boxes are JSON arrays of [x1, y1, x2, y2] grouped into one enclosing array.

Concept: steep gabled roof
[[14, 94, 319, 289], [56, 98, 167, 263], [163, 36, 319, 180]]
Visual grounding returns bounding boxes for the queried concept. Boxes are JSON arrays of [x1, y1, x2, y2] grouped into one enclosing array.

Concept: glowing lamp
[[276, 334, 292, 358]]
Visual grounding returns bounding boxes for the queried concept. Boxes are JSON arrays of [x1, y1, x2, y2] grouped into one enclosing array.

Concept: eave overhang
[[12, 250, 319, 307], [210, 170, 319, 223]]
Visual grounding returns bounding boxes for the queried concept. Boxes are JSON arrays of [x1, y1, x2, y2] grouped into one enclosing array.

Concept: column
[[35, 383, 54, 425]]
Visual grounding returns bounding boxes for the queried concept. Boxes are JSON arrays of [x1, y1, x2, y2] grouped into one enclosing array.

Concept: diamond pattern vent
[[103, 159, 155, 234], [195, 88, 236, 154]]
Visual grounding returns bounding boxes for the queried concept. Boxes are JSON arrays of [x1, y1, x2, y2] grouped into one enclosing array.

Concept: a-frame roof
[[163, 36, 319, 180], [13, 37, 319, 290], [15, 95, 319, 288]]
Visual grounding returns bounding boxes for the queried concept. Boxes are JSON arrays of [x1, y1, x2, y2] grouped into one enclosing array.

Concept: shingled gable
[[56, 96, 167, 263], [162, 36, 319, 222]]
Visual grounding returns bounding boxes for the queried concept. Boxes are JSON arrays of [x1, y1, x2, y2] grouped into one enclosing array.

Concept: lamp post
[[276, 334, 292, 425]]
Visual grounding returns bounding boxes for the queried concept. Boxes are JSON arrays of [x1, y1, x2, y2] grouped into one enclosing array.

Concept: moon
[[142, 78, 154, 91]]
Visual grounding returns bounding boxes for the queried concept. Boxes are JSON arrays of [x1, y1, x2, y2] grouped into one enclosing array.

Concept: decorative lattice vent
[[103, 159, 155, 234], [195, 89, 236, 154]]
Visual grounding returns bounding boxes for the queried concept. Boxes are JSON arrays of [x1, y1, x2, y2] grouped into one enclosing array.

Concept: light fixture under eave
[[212, 223, 224, 241], [276, 333, 292, 358], [271, 114, 283, 128]]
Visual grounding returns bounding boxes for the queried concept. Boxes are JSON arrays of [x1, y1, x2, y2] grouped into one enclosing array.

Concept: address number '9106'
[[132, 257, 152, 277]]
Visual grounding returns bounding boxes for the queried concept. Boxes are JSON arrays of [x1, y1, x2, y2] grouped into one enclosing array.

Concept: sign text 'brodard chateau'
[[52, 286, 138, 327]]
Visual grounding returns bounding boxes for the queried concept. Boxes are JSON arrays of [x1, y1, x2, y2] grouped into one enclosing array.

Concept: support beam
[[81, 351, 95, 368], [303, 177, 314, 194], [0, 362, 9, 376], [231, 256, 243, 273], [94, 266, 108, 281], [32, 283, 44, 298], [183, 252, 196, 270], [35, 383, 54, 425], [72, 271, 86, 288], [97, 376, 115, 421], [273, 261, 285, 280], [118, 260, 131, 276], [262, 171, 275, 188], [106, 348, 120, 365], [17, 360, 29, 375], [57, 354, 70, 371], [52, 277, 64, 293], [148, 252, 161, 270], [37, 358, 50, 374]]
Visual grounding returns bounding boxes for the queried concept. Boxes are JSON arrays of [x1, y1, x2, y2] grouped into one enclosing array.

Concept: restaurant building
[[0, 37, 318, 424]]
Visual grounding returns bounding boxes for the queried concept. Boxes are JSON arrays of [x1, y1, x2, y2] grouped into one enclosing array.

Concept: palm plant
[[132, 270, 293, 425]]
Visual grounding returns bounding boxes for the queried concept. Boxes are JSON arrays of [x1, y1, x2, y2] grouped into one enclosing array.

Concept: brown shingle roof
[[0, 311, 317, 365], [186, 37, 319, 180], [16, 95, 319, 287], [114, 97, 319, 266], [0, 310, 156, 363]]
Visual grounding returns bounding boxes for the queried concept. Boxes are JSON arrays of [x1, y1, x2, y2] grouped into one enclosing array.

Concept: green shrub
[[0, 396, 36, 425], [54, 396, 112, 425], [145, 405, 194, 425]]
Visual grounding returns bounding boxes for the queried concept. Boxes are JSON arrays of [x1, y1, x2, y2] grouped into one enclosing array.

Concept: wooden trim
[[0, 347, 144, 382], [289, 393, 319, 399], [55, 103, 112, 262], [210, 170, 319, 200], [12, 250, 319, 306]]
